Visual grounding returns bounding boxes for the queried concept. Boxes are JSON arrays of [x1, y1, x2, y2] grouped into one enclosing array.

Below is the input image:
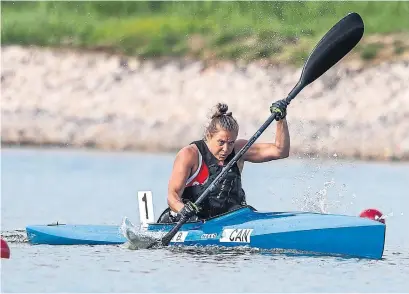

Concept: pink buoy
[[359, 208, 385, 224], [1, 238, 10, 259]]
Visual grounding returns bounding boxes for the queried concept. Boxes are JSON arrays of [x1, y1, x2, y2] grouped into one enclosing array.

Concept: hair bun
[[217, 103, 228, 114], [211, 103, 232, 119]]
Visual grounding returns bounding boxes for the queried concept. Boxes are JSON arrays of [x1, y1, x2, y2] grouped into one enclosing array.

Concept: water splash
[[1, 229, 28, 243], [120, 217, 164, 250], [290, 153, 360, 215], [292, 178, 336, 213]]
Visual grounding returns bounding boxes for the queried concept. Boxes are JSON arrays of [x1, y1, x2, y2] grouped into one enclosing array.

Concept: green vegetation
[[2, 1, 409, 64], [360, 43, 384, 60], [393, 40, 407, 55]]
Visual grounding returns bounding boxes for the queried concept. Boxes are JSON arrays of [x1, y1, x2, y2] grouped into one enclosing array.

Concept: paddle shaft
[[160, 82, 304, 246]]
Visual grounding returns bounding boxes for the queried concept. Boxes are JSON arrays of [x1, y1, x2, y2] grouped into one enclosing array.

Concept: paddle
[[139, 12, 364, 248]]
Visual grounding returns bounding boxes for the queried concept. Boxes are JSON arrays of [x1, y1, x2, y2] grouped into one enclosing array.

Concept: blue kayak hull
[[26, 207, 385, 259], [147, 207, 385, 259], [26, 224, 126, 245]]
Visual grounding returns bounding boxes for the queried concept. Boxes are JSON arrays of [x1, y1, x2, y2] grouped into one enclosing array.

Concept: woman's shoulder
[[176, 144, 199, 162]]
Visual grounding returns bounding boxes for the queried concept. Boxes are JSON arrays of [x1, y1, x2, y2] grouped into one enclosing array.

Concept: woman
[[157, 99, 290, 223]]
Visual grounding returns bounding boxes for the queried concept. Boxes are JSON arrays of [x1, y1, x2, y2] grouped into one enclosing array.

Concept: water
[[1, 147, 409, 292]]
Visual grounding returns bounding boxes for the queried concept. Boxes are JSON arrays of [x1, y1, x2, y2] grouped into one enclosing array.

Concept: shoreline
[[1, 142, 407, 162], [1, 45, 408, 162]]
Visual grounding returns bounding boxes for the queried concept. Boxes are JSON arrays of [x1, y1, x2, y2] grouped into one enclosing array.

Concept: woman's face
[[206, 127, 238, 162]]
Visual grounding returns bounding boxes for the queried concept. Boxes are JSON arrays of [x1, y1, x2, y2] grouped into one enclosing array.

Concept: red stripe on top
[[186, 159, 209, 187]]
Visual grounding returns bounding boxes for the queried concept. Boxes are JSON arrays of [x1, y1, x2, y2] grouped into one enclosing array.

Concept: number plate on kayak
[[220, 229, 253, 243], [170, 231, 188, 242]]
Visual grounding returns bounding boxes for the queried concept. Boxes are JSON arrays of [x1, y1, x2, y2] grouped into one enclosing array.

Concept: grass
[[2, 1, 409, 64]]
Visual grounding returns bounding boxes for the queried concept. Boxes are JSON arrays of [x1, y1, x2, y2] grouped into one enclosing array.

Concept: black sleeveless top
[[181, 140, 246, 218]]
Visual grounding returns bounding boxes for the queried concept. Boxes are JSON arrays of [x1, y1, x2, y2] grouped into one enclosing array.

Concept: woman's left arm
[[235, 118, 290, 163]]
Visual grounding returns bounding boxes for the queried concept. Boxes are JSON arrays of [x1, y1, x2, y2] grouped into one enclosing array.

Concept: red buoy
[[1, 238, 10, 259], [359, 208, 385, 224]]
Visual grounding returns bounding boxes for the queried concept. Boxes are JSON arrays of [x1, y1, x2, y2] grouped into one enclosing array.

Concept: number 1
[[137, 191, 154, 228], [142, 193, 149, 219]]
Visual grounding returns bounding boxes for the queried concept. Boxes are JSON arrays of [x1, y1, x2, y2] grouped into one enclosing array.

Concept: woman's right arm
[[167, 146, 195, 213]]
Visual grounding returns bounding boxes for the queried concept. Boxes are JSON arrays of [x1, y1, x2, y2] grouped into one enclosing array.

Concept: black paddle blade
[[300, 12, 364, 86]]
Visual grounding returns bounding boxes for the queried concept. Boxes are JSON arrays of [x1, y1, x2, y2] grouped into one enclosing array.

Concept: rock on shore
[[1, 45, 409, 160]]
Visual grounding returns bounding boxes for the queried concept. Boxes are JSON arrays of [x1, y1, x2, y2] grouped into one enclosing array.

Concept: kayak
[[26, 206, 385, 259]]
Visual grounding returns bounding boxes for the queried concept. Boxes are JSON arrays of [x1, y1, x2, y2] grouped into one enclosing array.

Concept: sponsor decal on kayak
[[220, 229, 253, 243], [201, 233, 217, 239], [170, 231, 188, 242]]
